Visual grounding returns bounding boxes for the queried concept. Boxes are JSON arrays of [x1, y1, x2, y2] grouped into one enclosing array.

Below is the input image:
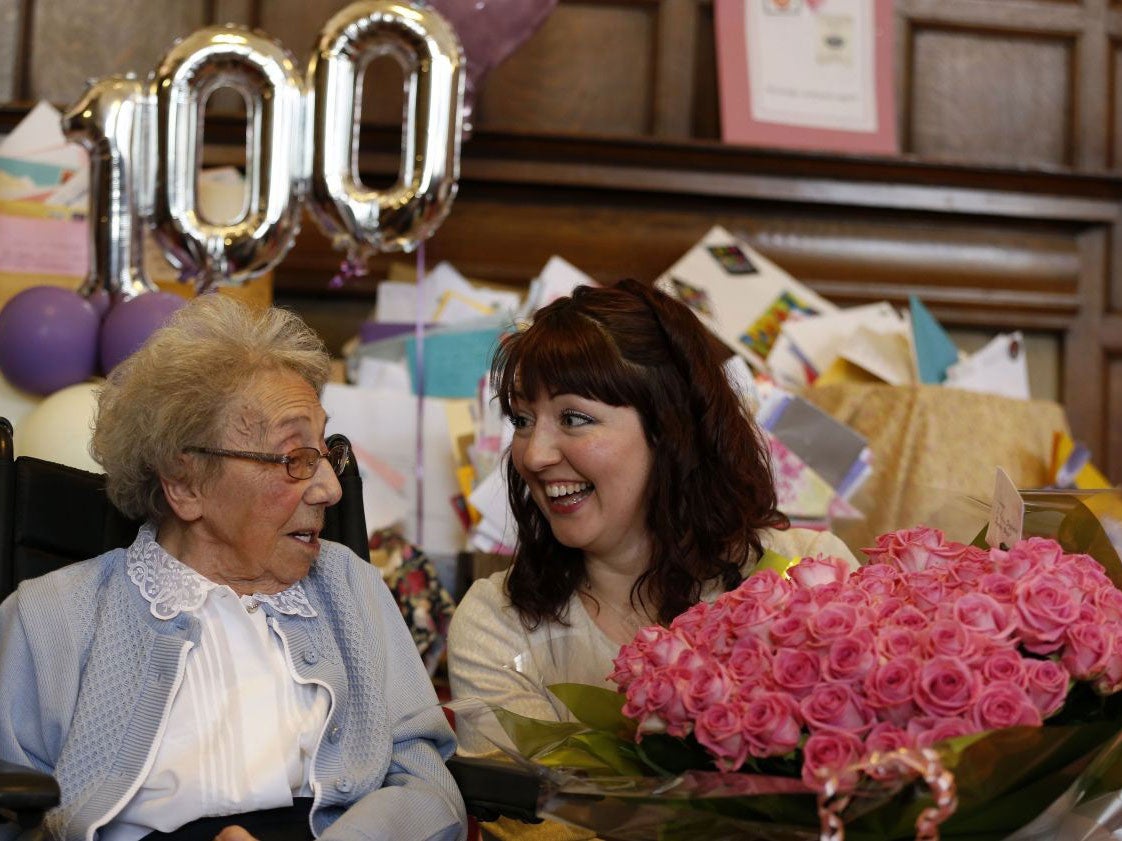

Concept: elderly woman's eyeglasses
[[184, 443, 350, 480]]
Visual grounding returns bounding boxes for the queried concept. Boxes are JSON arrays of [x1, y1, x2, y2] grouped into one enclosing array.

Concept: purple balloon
[[426, 0, 558, 133], [0, 286, 100, 395], [99, 291, 186, 373], [85, 289, 111, 320]]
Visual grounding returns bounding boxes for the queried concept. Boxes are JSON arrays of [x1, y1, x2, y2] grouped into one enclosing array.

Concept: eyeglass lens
[[287, 445, 348, 479]]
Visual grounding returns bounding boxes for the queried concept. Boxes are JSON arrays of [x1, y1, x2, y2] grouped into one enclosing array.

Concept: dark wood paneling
[[0, 0, 20, 101], [473, 2, 658, 136], [27, 0, 207, 104], [909, 25, 1075, 166]]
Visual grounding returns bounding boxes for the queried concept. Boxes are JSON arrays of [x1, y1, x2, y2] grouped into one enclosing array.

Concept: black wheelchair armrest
[[0, 759, 60, 828], [446, 755, 543, 824]]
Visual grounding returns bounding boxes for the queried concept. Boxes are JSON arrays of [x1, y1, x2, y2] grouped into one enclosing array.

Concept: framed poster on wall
[[714, 0, 897, 155]]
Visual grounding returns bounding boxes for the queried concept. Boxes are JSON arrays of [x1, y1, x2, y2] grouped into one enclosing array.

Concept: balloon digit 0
[[151, 26, 306, 290], [308, 1, 464, 258]]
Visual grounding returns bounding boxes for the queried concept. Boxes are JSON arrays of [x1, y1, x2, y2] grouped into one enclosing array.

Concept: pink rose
[[865, 721, 912, 755], [862, 722, 914, 782], [876, 627, 920, 661], [862, 526, 948, 573], [914, 656, 980, 718], [888, 605, 931, 631], [724, 568, 793, 608], [669, 602, 708, 637], [1024, 659, 1070, 718], [851, 564, 904, 600], [907, 569, 950, 613], [801, 731, 865, 791], [725, 635, 774, 688], [608, 646, 649, 689], [799, 682, 875, 734], [742, 691, 804, 758], [642, 628, 693, 668], [729, 598, 783, 640], [681, 662, 732, 717], [1095, 625, 1122, 695], [769, 614, 810, 648], [912, 716, 974, 748], [1092, 586, 1122, 624], [864, 657, 920, 726], [823, 630, 877, 684], [1061, 622, 1113, 681], [979, 572, 1017, 604], [970, 680, 1042, 731], [1003, 537, 1065, 578], [920, 618, 988, 663], [805, 602, 858, 646], [979, 648, 1028, 688], [694, 701, 751, 772], [952, 592, 1018, 642], [772, 648, 821, 699], [788, 555, 851, 589], [1015, 573, 1081, 654]]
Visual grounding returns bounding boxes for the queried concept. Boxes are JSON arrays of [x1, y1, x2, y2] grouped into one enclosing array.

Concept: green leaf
[[547, 683, 636, 736], [752, 548, 799, 577], [491, 706, 587, 758]]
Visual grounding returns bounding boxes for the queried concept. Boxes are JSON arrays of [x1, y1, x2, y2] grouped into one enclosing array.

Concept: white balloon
[[14, 381, 103, 473], [0, 374, 45, 430]]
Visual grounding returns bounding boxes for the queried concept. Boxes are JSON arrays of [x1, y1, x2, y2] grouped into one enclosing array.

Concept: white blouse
[[448, 527, 858, 755], [101, 530, 329, 841]]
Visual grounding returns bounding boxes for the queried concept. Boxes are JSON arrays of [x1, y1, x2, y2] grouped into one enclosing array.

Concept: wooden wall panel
[[0, 0, 20, 101], [1111, 39, 1122, 168], [257, 0, 348, 60], [908, 26, 1074, 166], [473, 2, 658, 136], [26, 0, 207, 104]]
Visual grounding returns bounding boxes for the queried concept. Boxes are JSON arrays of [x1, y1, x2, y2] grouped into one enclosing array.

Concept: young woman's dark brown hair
[[492, 279, 789, 628]]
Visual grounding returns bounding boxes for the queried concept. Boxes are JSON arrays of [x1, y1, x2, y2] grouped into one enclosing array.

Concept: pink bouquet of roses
[[608, 527, 1122, 792]]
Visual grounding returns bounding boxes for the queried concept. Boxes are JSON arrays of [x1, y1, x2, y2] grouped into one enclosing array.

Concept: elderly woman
[[0, 295, 466, 841]]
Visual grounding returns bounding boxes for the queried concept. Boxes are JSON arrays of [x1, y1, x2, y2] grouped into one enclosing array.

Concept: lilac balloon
[[99, 291, 186, 373], [425, 0, 557, 134], [0, 286, 100, 395], [85, 289, 111, 320]]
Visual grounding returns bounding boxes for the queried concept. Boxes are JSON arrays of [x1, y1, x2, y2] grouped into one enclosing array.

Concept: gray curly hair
[[91, 294, 332, 522]]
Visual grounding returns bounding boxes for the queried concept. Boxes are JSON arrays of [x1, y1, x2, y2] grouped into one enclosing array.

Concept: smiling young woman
[[447, 281, 857, 794]]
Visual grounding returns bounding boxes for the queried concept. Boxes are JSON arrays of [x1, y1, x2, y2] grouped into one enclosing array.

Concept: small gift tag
[[985, 467, 1024, 549]]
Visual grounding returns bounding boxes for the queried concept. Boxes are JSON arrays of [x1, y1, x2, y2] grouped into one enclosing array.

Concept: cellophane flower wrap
[[450, 490, 1122, 840]]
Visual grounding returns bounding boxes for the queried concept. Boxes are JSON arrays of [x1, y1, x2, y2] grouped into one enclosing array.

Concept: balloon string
[[329, 255, 369, 289], [414, 243, 426, 548]]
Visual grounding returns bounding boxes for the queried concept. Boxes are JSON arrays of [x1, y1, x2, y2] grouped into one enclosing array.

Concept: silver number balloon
[[308, 1, 464, 258], [63, 75, 158, 301], [150, 26, 306, 290]]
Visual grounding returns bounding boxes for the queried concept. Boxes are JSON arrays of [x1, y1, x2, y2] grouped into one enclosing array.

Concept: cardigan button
[[335, 776, 353, 793], [328, 724, 341, 743], [304, 649, 320, 665]]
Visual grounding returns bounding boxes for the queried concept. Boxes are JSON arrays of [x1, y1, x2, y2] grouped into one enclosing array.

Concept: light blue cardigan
[[0, 532, 466, 841]]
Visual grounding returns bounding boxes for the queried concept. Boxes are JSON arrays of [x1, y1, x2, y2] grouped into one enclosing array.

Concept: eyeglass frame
[[183, 442, 350, 480]]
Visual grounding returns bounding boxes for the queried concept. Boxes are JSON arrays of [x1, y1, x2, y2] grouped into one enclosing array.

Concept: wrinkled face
[[510, 392, 654, 568], [193, 368, 342, 593]]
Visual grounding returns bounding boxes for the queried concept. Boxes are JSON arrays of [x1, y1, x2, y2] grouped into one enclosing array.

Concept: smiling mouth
[[288, 529, 320, 544], [544, 482, 594, 507]]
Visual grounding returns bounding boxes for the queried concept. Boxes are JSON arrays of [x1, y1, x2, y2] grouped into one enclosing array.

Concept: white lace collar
[[127, 523, 317, 621]]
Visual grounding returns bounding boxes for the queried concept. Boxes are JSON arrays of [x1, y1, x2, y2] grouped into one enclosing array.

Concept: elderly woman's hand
[[213, 825, 259, 841]]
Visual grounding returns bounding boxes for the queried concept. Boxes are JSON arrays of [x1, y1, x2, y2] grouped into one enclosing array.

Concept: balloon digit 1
[[150, 25, 306, 291], [62, 74, 158, 306], [308, 0, 464, 262]]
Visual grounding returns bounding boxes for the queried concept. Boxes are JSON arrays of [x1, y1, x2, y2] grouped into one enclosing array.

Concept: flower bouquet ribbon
[[450, 490, 1122, 840]]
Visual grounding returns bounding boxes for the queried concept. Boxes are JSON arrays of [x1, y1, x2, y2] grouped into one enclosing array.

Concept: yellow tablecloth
[[804, 383, 1070, 555]]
